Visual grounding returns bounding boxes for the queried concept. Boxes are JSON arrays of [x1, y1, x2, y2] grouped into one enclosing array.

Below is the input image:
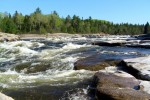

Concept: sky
[[0, 0, 150, 24]]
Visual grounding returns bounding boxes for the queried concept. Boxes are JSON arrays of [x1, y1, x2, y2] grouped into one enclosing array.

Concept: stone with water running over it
[[12, 61, 52, 74]]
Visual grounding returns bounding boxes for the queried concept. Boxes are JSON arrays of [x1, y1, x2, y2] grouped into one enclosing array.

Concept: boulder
[[126, 40, 150, 48], [74, 55, 121, 71], [12, 61, 52, 74], [0, 32, 20, 42], [119, 56, 150, 81], [92, 41, 126, 47], [137, 34, 150, 40], [0, 92, 14, 100], [94, 70, 150, 100], [140, 80, 150, 94]]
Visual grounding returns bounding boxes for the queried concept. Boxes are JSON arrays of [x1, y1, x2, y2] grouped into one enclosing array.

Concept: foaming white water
[[61, 88, 90, 100], [17, 47, 37, 55], [2, 69, 19, 75], [0, 41, 38, 56], [0, 40, 44, 48], [62, 43, 89, 50], [0, 38, 94, 89], [39, 43, 91, 60], [0, 41, 43, 63], [39, 49, 63, 60], [0, 69, 94, 88], [61, 56, 77, 63], [0, 83, 9, 88], [101, 50, 138, 55]]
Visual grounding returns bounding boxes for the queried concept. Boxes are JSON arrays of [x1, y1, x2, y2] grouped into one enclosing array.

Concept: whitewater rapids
[[0, 36, 150, 99]]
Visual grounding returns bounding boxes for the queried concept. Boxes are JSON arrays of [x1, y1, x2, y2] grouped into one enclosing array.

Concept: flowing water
[[0, 36, 150, 100]]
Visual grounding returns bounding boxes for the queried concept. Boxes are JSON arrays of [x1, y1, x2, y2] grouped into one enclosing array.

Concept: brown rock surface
[[74, 55, 121, 71], [92, 41, 126, 46], [94, 71, 150, 100]]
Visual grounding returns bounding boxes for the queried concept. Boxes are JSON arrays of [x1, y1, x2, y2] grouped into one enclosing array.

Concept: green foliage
[[13, 11, 24, 33], [0, 8, 146, 35], [143, 22, 150, 34], [34, 7, 42, 14], [0, 17, 17, 33], [39, 26, 47, 34]]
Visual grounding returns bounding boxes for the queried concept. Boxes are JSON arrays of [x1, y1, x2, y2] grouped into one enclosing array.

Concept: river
[[0, 36, 150, 100]]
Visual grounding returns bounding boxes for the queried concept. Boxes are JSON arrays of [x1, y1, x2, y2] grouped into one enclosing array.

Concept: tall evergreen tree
[[144, 22, 150, 34], [0, 7, 146, 35]]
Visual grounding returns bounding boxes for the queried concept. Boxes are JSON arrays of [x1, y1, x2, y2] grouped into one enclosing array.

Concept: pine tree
[[144, 22, 150, 34]]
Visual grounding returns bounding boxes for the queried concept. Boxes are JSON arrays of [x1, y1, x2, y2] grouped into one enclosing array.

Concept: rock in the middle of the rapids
[[74, 55, 121, 71], [119, 56, 150, 81], [94, 71, 150, 100]]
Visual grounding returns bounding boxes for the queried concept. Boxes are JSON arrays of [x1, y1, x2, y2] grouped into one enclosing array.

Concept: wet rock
[[119, 56, 150, 81], [81, 33, 106, 38], [96, 88, 150, 100], [12, 61, 52, 74], [0, 32, 20, 42], [92, 41, 126, 47], [137, 34, 150, 40], [11, 62, 32, 72], [94, 71, 150, 100], [0, 92, 14, 100], [140, 80, 150, 94], [74, 55, 121, 71], [126, 40, 150, 48]]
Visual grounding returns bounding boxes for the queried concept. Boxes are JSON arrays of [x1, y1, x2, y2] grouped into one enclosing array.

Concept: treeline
[[0, 8, 148, 35]]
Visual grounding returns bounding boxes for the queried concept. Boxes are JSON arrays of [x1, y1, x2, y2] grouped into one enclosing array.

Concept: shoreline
[[19, 32, 108, 39]]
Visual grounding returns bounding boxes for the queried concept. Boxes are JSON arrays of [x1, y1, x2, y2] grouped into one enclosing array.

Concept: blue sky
[[0, 0, 150, 24]]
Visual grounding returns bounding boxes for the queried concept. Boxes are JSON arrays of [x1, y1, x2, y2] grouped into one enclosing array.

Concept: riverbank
[[19, 33, 109, 39]]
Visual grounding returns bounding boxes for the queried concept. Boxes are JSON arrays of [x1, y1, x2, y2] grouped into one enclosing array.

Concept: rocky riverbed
[[0, 33, 150, 100], [74, 34, 150, 100]]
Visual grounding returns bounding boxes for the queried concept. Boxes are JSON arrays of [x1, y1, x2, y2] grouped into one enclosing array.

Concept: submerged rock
[[119, 56, 150, 81], [74, 55, 121, 71], [94, 70, 150, 100], [12, 61, 52, 74], [0, 92, 14, 100]]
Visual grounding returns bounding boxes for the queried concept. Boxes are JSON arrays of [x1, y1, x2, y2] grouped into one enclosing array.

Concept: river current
[[0, 36, 150, 100]]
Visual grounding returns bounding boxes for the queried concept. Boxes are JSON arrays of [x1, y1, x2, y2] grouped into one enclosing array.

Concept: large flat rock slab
[[94, 69, 150, 100], [126, 40, 150, 48], [120, 56, 150, 81], [74, 55, 121, 71], [92, 40, 126, 46]]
